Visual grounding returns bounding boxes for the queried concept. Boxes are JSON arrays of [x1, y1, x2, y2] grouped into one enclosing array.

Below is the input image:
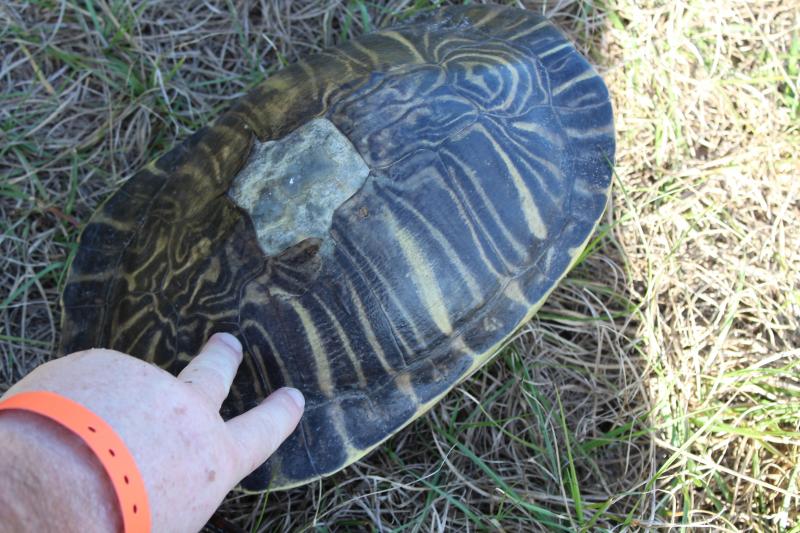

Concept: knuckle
[[276, 396, 299, 423], [253, 409, 282, 451], [274, 391, 303, 424], [207, 337, 242, 364], [183, 366, 230, 403], [202, 349, 239, 380]]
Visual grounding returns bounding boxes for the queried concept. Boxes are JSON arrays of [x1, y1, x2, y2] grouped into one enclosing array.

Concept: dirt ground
[[1, 0, 798, 530]]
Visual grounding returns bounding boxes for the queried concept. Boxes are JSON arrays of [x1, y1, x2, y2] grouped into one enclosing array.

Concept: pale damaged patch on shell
[[228, 118, 370, 256]]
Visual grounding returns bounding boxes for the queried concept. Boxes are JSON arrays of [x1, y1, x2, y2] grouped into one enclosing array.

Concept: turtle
[[60, 4, 615, 491]]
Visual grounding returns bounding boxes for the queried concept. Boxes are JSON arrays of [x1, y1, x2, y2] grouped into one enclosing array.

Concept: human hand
[[0, 333, 304, 533]]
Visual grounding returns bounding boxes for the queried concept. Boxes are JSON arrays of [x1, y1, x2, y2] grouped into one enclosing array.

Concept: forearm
[[0, 411, 121, 533], [0, 336, 304, 533]]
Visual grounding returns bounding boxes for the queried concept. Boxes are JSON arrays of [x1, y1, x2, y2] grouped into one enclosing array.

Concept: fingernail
[[281, 387, 305, 410], [215, 332, 242, 353]]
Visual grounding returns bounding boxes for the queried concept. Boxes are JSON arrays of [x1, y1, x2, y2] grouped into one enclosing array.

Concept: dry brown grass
[[1, 0, 798, 531]]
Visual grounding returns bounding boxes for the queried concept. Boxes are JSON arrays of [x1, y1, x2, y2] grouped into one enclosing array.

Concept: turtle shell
[[60, 5, 614, 490]]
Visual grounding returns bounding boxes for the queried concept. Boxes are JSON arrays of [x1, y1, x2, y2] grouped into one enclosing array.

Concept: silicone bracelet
[[0, 391, 151, 532]]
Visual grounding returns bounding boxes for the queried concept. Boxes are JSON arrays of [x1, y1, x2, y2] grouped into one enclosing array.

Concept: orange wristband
[[0, 391, 151, 533]]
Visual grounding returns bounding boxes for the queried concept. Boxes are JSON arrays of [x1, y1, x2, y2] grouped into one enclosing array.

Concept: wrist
[[0, 410, 121, 533]]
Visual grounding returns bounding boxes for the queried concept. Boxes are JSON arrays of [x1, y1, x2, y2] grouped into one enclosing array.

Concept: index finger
[[177, 333, 243, 409]]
